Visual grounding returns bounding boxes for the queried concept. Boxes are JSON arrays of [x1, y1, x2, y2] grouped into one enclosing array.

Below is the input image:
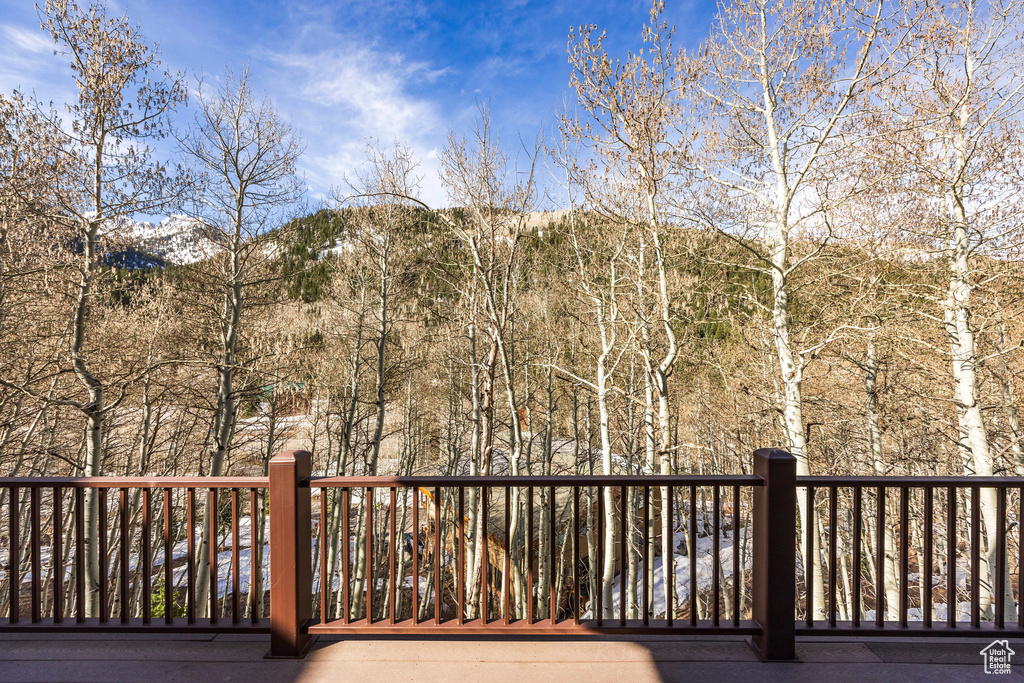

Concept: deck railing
[[797, 475, 1024, 637], [2, 448, 1023, 662], [0, 477, 269, 632], [305, 475, 764, 635]]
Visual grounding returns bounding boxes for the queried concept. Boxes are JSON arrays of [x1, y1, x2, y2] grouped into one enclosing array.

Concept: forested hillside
[[3, 198, 1021, 483]]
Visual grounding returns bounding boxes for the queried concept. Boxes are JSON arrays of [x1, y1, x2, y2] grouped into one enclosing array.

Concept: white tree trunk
[[597, 355, 616, 619], [196, 239, 243, 617], [995, 321, 1024, 475], [770, 220, 826, 619], [944, 214, 1013, 620]]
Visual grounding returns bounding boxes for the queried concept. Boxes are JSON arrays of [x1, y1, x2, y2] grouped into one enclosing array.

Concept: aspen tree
[[0, 1, 187, 615], [177, 68, 303, 616], [680, 0, 887, 618], [567, 1, 684, 617], [874, 0, 1024, 619]]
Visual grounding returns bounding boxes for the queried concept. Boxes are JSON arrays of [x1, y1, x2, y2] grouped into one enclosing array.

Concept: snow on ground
[[581, 528, 748, 619]]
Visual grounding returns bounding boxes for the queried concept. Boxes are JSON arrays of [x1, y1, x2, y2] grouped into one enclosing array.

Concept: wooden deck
[[0, 632, 1012, 681]]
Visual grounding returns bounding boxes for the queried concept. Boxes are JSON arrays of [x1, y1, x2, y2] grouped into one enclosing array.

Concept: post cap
[[269, 450, 312, 465], [752, 448, 796, 461]]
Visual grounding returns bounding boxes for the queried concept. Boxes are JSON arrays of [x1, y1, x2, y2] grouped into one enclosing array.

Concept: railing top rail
[[0, 476, 268, 489], [305, 474, 765, 488], [798, 475, 1024, 487], [6, 473, 1020, 489]]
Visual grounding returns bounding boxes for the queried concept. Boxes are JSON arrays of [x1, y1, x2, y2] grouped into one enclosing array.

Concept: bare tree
[[0, 0, 186, 615], [680, 0, 888, 617], [438, 111, 541, 618], [550, 129, 634, 618], [177, 67, 303, 616], [567, 0, 684, 617], [333, 142, 421, 618], [873, 0, 1024, 619]]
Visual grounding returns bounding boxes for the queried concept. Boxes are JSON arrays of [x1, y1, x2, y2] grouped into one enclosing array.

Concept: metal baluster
[[667, 485, 674, 627], [806, 485, 814, 627], [342, 488, 351, 625], [996, 487, 1007, 630], [875, 486, 884, 627], [250, 488, 259, 624], [712, 485, 720, 627], [971, 486, 980, 628], [389, 487, 397, 625], [53, 487, 63, 624], [186, 488, 195, 624], [366, 487, 373, 623], [899, 487, 909, 628], [164, 488, 173, 625], [231, 488, 240, 624], [621, 485, 627, 626], [504, 486, 511, 625], [573, 486, 581, 627], [142, 488, 152, 625], [8, 486, 19, 623], [550, 485, 556, 626], [970, 489, 978, 626], [526, 486, 533, 625], [852, 486, 861, 627], [481, 486, 488, 625], [209, 488, 218, 624], [732, 485, 741, 627], [120, 488, 129, 624], [828, 487, 838, 627], [411, 488, 418, 625], [688, 485, 697, 627], [75, 488, 85, 623], [922, 486, 933, 629], [643, 486, 650, 626], [434, 486, 441, 626], [30, 487, 40, 623], [458, 487, 465, 626], [947, 486, 956, 628], [320, 488, 328, 624]]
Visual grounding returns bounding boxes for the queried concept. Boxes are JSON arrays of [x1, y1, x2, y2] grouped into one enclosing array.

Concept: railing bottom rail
[[307, 617, 761, 636], [0, 618, 269, 633], [796, 621, 1024, 638]]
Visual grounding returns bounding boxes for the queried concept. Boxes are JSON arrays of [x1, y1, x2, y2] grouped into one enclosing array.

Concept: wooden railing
[[305, 475, 764, 634], [797, 475, 1024, 636], [3, 449, 1023, 662], [272, 449, 791, 657], [0, 477, 269, 631]]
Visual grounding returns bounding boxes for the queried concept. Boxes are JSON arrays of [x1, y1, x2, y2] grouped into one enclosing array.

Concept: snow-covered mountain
[[122, 215, 221, 265]]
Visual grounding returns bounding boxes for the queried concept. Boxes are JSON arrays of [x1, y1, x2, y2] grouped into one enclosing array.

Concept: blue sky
[[0, 0, 714, 209]]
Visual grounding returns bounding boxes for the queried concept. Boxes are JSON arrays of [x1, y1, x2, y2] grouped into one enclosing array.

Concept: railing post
[[751, 448, 797, 661], [268, 450, 312, 658]]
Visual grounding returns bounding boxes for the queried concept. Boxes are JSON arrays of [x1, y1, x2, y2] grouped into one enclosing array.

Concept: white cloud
[[302, 141, 442, 204], [1, 25, 54, 55], [0, 23, 74, 106], [271, 47, 443, 144], [266, 45, 450, 205]]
